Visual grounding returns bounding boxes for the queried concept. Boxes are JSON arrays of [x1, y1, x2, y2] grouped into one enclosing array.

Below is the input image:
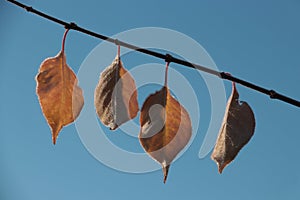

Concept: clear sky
[[1, 0, 300, 200]]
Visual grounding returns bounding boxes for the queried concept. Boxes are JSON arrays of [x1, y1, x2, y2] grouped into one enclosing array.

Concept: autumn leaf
[[139, 63, 192, 183], [94, 54, 139, 130], [211, 82, 255, 173], [36, 29, 84, 144]]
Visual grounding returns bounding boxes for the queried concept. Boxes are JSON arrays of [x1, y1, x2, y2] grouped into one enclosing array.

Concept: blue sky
[[1, 0, 300, 200]]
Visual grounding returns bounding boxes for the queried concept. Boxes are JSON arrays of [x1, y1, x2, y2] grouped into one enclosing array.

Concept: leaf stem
[[117, 45, 120, 58], [164, 62, 170, 87], [62, 29, 70, 54]]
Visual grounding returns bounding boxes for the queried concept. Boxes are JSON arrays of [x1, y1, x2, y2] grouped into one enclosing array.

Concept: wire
[[6, 0, 300, 108]]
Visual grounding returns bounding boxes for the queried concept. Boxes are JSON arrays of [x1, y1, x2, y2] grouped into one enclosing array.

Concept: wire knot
[[165, 53, 173, 63], [221, 72, 233, 78], [25, 6, 33, 12], [114, 39, 120, 46], [65, 22, 77, 30], [269, 90, 278, 99]]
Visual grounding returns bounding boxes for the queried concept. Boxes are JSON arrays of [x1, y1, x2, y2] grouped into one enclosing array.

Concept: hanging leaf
[[211, 82, 255, 173], [36, 30, 84, 144], [139, 63, 192, 183], [94, 54, 139, 130]]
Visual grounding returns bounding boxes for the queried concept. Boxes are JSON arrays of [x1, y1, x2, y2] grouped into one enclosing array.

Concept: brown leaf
[[94, 55, 139, 130], [211, 82, 255, 173], [139, 86, 192, 183], [36, 51, 84, 144]]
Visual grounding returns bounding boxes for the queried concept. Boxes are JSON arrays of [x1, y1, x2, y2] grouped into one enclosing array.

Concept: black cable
[[6, 0, 300, 108]]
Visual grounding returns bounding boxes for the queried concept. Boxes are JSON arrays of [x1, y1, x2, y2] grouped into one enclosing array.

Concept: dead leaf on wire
[[211, 82, 255, 173], [36, 51, 84, 144], [139, 63, 192, 183], [94, 55, 139, 130]]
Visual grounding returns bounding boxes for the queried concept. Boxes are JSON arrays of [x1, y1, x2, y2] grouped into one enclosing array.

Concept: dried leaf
[[139, 86, 192, 183], [36, 51, 84, 144], [94, 55, 139, 130], [211, 82, 255, 173]]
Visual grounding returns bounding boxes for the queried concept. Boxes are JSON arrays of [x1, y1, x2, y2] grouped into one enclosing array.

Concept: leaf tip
[[162, 164, 170, 184], [214, 159, 230, 174], [109, 123, 118, 130], [50, 124, 62, 145], [218, 165, 224, 174], [52, 135, 57, 145]]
